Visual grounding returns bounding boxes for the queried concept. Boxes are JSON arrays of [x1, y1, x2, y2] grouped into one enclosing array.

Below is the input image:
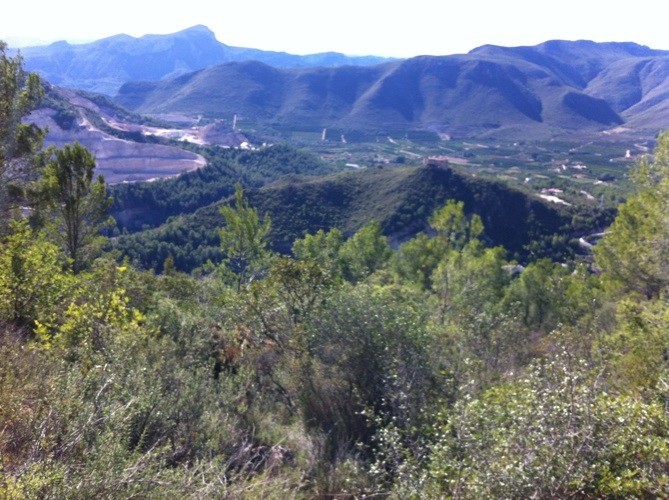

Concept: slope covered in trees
[[110, 143, 334, 232], [1, 42, 667, 499], [114, 162, 612, 273]]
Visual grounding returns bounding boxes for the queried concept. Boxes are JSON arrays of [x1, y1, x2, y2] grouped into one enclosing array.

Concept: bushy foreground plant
[[370, 346, 668, 499]]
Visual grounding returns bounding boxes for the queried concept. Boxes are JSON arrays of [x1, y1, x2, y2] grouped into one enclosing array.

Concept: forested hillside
[[114, 162, 613, 273], [1, 42, 668, 498], [110, 143, 334, 231]]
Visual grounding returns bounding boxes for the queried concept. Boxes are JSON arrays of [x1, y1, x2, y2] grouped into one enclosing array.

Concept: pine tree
[[38, 142, 114, 273], [219, 184, 272, 290], [0, 41, 45, 229]]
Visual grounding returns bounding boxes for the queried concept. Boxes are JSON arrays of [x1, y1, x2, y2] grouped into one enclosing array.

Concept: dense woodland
[[1, 43, 668, 498], [111, 150, 614, 274], [111, 144, 335, 232]]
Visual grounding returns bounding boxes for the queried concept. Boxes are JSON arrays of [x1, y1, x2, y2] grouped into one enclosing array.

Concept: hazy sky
[[3, 0, 668, 57]]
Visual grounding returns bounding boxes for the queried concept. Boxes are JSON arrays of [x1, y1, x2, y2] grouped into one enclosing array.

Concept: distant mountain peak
[[181, 25, 215, 34], [471, 39, 664, 57], [172, 25, 218, 39], [99, 33, 135, 43], [47, 40, 72, 49], [19, 26, 393, 95]]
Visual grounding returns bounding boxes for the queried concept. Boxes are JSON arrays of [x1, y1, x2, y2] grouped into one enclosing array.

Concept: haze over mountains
[[17, 25, 393, 95], [18, 26, 669, 140]]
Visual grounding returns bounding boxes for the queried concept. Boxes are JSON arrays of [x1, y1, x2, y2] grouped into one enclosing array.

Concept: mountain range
[[17, 27, 669, 141], [115, 40, 669, 139], [16, 25, 392, 95]]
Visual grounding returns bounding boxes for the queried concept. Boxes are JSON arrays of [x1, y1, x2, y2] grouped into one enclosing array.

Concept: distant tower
[[322, 128, 327, 141], [232, 114, 238, 131]]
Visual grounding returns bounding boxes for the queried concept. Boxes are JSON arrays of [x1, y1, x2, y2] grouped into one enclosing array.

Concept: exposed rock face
[[30, 107, 206, 183], [201, 120, 248, 146]]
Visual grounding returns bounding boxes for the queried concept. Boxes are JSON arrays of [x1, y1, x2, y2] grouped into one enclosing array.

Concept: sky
[[2, 0, 668, 58]]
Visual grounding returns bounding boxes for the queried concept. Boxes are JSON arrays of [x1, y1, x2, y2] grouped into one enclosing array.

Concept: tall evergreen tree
[[595, 131, 669, 298], [0, 41, 45, 230], [219, 184, 272, 290], [38, 142, 114, 273]]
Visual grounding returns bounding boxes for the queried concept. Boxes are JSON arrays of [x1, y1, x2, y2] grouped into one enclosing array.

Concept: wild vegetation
[[110, 144, 334, 232], [114, 160, 607, 273], [1, 43, 668, 499]]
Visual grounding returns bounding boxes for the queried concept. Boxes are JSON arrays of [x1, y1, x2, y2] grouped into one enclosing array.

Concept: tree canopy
[[219, 183, 272, 290], [0, 41, 44, 229], [35, 141, 114, 273], [595, 131, 669, 298]]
